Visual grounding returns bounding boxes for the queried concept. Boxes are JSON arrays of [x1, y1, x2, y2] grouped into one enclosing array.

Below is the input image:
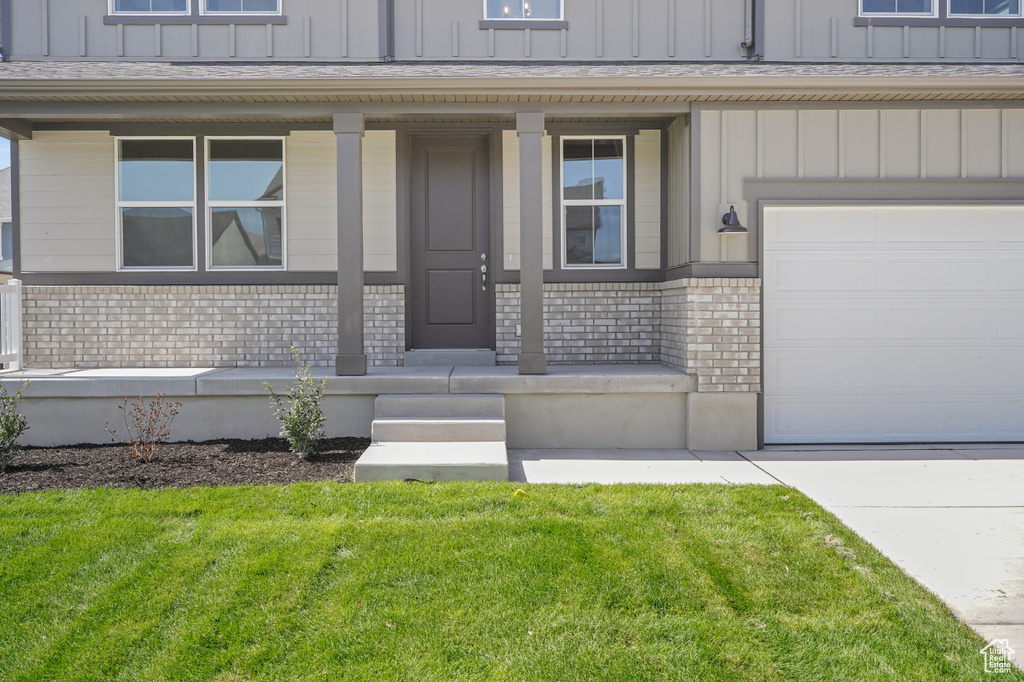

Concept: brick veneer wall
[[660, 279, 761, 392], [495, 283, 661, 365], [22, 285, 405, 369], [21, 280, 760, 392]]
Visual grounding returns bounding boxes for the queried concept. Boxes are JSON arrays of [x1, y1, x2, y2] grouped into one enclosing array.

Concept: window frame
[[858, 0, 938, 16], [115, 136, 199, 272], [559, 135, 628, 271], [201, 0, 283, 16], [204, 136, 287, 272], [108, 0, 191, 16], [483, 0, 565, 20], [947, 0, 1023, 17], [107, 0, 283, 16]]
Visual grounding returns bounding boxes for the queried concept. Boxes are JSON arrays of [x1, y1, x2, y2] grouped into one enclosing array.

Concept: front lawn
[[0, 483, 1011, 681]]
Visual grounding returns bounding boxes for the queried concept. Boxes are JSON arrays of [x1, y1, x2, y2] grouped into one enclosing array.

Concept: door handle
[[480, 264, 487, 290]]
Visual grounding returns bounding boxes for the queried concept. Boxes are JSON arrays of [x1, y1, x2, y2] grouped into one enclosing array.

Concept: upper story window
[[109, 0, 281, 14], [111, 0, 188, 14], [204, 0, 281, 14], [560, 137, 626, 269], [485, 0, 562, 19], [860, 0, 936, 14], [949, 0, 1022, 15]]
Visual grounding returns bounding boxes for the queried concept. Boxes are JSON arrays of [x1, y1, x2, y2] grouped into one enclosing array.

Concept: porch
[[1, 364, 756, 456]]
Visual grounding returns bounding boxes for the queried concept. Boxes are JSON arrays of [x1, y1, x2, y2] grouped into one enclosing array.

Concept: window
[[110, 0, 188, 14], [203, 0, 281, 14], [860, 0, 936, 14], [484, 0, 562, 19], [949, 0, 1022, 15], [560, 137, 626, 269], [206, 138, 285, 269], [117, 138, 197, 269]]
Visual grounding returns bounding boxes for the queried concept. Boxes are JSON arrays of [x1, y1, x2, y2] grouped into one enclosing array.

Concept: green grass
[[0, 483, 1014, 681]]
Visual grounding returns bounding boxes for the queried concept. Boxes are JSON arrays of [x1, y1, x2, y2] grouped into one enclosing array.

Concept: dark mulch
[[0, 437, 370, 494]]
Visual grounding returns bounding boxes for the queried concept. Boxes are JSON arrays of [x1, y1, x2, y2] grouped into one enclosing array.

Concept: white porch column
[[334, 112, 367, 376], [516, 112, 547, 375]]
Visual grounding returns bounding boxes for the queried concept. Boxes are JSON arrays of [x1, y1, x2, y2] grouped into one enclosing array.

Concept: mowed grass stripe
[[0, 483, 1015, 682]]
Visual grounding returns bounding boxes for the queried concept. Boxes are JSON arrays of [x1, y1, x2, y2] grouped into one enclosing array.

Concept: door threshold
[[404, 349, 497, 368]]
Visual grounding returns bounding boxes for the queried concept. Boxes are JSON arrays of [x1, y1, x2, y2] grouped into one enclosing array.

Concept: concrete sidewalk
[[510, 444, 1024, 669]]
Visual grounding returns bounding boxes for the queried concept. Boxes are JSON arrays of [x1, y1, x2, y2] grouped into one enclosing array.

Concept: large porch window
[[116, 138, 197, 270], [560, 136, 627, 269]]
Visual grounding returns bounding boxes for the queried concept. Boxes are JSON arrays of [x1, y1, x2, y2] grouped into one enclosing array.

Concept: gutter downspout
[[741, 0, 755, 58], [378, 0, 395, 62]]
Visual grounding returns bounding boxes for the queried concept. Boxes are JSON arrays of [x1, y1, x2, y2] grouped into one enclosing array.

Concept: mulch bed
[[0, 437, 370, 494]]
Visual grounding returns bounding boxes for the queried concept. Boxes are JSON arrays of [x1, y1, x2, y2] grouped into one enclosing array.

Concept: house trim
[[10, 139, 20, 278]]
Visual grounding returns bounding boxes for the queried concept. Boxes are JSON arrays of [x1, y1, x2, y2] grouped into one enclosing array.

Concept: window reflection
[[208, 139, 284, 202], [122, 207, 194, 268], [210, 207, 283, 267], [485, 0, 561, 19]]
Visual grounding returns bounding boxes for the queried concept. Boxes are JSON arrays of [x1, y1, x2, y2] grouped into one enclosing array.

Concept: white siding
[[699, 107, 1024, 262], [19, 131, 116, 272], [287, 129, 397, 273], [502, 130, 553, 271], [635, 129, 662, 270]]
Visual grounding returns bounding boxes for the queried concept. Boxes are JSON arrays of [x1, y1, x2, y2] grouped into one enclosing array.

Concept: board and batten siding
[[635, 129, 662, 270], [19, 131, 116, 272], [699, 107, 1024, 262], [502, 129, 554, 271], [286, 129, 397, 273]]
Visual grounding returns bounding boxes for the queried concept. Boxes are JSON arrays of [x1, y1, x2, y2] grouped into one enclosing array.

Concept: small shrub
[[106, 393, 182, 463], [264, 350, 327, 459], [0, 377, 30, 472]]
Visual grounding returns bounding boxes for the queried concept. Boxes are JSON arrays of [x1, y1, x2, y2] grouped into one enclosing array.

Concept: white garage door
[[764, 205, 1024, 444]]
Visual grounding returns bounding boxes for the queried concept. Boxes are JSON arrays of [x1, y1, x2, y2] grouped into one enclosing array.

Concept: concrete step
[[371, 418, 506, 443], [374, 394, 504, 420], [354, 441, 508, 482]]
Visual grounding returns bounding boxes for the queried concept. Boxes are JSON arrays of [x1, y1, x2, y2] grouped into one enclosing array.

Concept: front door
[[409, 134, 492, 349]]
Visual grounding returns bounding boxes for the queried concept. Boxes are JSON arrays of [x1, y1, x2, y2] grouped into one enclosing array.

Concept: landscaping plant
[[0, 377, 30, 472], [105, 393, 182, 463], [264, 349, 327, 458]]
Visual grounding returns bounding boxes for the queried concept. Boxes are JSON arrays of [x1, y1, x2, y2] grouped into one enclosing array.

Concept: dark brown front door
[[409, 134, 492, 350]]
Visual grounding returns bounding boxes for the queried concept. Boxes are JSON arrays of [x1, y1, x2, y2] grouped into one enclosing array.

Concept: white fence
[[0, 279, 23, 371]]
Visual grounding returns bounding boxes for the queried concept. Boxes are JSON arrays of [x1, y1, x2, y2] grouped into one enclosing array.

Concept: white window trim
[[947, 0, 1023, 17], [859, 0, 938, 16], [115, 136, 198, 272], [108, 0, 190, 15], [201, 0, 283, 16], [483, 0, 564, 20], [205, 136, 287, 272], [559, 135, 628, 270]]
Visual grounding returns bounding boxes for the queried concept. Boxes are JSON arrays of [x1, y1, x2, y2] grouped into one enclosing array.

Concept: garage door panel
[[771, 306, 875, 342], [769, 255, 876, 293], [768, 208, 877, 245], [886, 209, 986, 244], [768, 350, 875, 392], [883, 353, 991, 390], [996, 307, 1024, 340], [765, 204, 1024, 443], [886, 306, 989, 341], [997, 259, 1024, 290], [884, 400, 987, 438], [995, 402, 1024, 438], [885, 257, 987, 292], [768, 399, 878, 441]]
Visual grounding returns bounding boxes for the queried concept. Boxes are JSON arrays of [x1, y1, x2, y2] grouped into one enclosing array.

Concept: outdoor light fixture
[[719, 205, 748, 234]]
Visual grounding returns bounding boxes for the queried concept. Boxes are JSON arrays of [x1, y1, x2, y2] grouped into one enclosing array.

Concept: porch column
[[334, 112, 367, 376], [516, 112, 547, 375]]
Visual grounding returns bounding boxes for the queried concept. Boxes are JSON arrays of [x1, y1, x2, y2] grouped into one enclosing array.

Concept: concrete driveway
[[510, 444, 1024, 669]]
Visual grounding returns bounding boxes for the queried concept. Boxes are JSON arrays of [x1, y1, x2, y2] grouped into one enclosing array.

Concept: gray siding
[[766, 0, 1022, 61], [697, 106, 1024, 262], [8, 0, 379, 60]]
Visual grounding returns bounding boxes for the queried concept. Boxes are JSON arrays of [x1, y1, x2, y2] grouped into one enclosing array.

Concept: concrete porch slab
[[355, 442, 509, 482]]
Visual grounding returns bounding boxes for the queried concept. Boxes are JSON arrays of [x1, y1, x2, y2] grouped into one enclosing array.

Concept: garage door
[[764, 205, 1024, 444]]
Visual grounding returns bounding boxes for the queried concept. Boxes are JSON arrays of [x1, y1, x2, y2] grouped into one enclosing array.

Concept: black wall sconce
[[719, 205, 748, 234]]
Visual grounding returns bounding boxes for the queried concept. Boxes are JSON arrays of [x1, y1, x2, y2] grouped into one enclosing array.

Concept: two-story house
[[0, 0, 1022, 450]]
